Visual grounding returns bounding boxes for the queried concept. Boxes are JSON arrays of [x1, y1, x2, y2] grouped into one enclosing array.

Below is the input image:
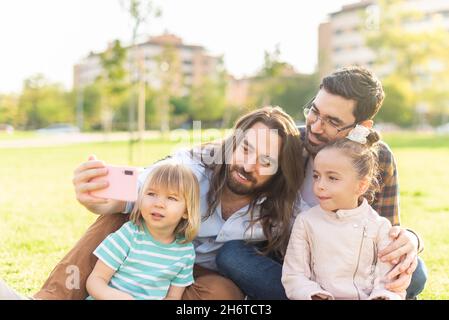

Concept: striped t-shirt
[[89, 221, 195, 300]]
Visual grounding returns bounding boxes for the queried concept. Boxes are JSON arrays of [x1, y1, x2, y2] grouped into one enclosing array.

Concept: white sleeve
[[368, 219, 404, 300], [282, 215, 334, 300]]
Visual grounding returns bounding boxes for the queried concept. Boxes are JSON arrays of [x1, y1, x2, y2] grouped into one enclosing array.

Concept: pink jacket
[[282, 198, 404, 300]]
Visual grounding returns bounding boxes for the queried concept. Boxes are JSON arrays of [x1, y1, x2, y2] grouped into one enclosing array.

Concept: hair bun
[[366, 129, 380, 147]]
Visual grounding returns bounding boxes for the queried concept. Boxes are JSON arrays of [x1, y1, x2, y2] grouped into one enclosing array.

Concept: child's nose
[[155, 198, 165, 208], [316, 180, 325, 190]]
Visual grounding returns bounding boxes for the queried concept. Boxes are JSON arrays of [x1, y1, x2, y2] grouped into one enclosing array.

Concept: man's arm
[[373, 142, 421, 292], [371, 141, 400, 225]]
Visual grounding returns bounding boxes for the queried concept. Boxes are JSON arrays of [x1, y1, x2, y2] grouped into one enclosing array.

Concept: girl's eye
[[312, 173, 319, 180], [147, 192, 156, 196], [329, 176, 339, 181], [168, 196, 178, 201]]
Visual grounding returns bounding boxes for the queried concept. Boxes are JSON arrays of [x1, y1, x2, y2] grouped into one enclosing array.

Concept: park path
[[0, 131, 161, 148]]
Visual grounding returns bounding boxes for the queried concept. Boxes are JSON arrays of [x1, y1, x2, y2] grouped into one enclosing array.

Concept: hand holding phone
[[89, 165, 139, 202]]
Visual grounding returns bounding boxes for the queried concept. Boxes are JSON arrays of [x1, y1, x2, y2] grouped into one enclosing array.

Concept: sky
[[0, 0, 356, 93]]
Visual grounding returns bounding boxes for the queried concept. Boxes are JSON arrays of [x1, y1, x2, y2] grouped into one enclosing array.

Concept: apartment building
[[318, 0, 449, 78], [73, 33, 222, 94]]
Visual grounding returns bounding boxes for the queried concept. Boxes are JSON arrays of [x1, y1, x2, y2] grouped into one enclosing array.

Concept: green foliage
[[152, 44, 183, 133], [377, 76, 415, 127], [365, 0, 449, 125], [245, 47, 319, 121], [17, 74, 74, 129], [268, 74, 319, 120], [78, 84, 102, 130], [188, 76, 226, 124], [0, 94, 19, 125], [96, 40, 129, 131], [258, 44, 290, 78], [120, 0, 162, 40]]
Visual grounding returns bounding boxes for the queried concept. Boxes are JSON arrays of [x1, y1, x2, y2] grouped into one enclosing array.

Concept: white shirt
[[124, 147, 266, 271]]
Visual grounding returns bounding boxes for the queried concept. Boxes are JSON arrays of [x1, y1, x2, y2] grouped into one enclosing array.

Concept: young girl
[[86, 162, 200, 300], [282, 126, 404, 300]]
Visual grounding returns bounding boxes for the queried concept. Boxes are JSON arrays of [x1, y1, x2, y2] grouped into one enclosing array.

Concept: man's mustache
[[306, 125, 329, 143], [232, 166, 256, 183]]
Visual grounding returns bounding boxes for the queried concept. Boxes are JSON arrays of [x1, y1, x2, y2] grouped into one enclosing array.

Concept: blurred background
[[0, 0, 448, 299]]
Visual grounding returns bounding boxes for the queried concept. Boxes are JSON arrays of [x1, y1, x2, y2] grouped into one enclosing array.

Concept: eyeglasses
[[303, 106, 357, 136]]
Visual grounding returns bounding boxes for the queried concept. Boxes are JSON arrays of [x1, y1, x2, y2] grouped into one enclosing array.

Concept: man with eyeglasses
[[216, 66, 427, 300]]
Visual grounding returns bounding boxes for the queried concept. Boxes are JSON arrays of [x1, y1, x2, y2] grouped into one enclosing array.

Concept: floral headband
[[346, 125, 371, 144]]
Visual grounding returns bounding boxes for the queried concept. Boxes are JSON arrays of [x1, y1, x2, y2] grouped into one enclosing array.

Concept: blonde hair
[[129, 163, 200, 244]]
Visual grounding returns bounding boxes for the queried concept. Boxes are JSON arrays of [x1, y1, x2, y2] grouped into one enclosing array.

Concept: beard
[[304, 125, 330, 156], [226, 165, 266, 196]]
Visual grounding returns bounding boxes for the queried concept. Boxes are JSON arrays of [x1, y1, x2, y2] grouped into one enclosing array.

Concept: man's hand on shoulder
[[378, 226, 419, 292]]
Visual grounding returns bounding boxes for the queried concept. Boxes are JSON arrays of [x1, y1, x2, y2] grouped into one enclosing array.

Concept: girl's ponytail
[[365, 129, 381, 148]]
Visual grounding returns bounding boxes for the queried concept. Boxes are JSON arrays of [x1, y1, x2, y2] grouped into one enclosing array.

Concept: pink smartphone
[[90, 165, 139, 202]]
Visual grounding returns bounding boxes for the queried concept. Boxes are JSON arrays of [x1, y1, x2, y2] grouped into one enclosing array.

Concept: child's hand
[[311, 293, 333, 300]]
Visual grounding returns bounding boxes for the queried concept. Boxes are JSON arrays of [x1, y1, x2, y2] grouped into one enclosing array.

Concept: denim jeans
[[216, 240, 427, 300]]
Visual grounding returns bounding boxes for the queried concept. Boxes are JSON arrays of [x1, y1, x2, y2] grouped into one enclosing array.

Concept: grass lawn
[[0, 132, 448, 299]]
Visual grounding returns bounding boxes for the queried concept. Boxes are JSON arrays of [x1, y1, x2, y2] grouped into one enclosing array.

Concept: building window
[[333, 46, 342, 53], [334, 28, 343, 35]]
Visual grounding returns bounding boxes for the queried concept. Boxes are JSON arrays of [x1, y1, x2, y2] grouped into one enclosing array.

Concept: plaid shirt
[[299, 127, 400, 226]]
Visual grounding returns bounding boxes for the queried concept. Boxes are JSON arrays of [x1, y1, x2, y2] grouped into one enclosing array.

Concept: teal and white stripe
[[91, 221, 195, 300]]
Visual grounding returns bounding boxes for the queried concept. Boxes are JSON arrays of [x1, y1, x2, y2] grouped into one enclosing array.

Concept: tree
[[18, 74, 73, 129], [188, 58, 227, 127], [79, 83, 102, 130], [252, 45, 293, 106], [153, 43, 183, 135], [376, 75, 414, 127], [188, 77, 226, 126], [97, 40, 129, 132], [245, 47, 319, 121], [365, 0, 449, 125], [0, 94, 19, 126], [120, 0, 161, 139]]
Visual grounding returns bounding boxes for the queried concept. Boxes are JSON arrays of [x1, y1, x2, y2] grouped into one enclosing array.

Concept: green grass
[[0, 132, 448, 299], [382, 132, 449, 299]]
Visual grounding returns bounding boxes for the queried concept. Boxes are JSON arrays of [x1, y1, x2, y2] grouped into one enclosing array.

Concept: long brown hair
[[199, 106, 304, 258]]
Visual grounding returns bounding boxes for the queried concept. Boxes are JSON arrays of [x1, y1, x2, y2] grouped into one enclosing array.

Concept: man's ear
[[360, 120, 373, 129]]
